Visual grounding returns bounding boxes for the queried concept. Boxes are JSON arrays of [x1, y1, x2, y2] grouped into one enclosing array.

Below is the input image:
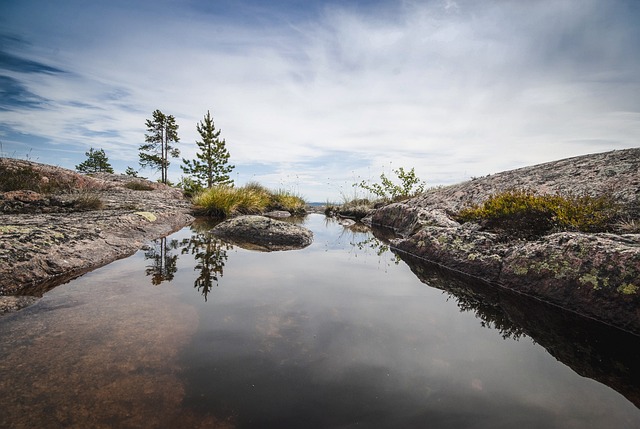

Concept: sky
[[1, 0, 639, 202]]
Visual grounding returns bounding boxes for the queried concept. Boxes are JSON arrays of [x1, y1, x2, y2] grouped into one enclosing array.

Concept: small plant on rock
[[456, 189, 621, 239], [124, 181, 155, 191], [355, 167, 426, 202], [72, 192, 104, 211]]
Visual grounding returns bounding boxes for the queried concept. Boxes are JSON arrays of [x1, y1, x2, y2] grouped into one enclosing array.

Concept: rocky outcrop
[[0, 159, 195, 307], [371, 148, 640, 335], [211, 215, 313, 251]]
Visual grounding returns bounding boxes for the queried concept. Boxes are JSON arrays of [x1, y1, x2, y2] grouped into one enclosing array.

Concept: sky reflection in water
[[1, 214, 639, 428]]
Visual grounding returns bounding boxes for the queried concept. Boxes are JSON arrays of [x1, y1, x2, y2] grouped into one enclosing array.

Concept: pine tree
[[181, 110, 234, 188], [139, 109, 180, 184], [124, 166, 139, 177], [76, 147, 114, 173]]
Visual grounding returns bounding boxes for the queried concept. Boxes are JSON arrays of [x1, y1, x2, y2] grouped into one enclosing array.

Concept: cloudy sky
[[1, 0, 639, 201]]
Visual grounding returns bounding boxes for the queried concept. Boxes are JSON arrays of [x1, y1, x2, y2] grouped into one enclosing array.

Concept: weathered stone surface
[[211, 215, 313, 251], [0, 159, 194, 304], [372, 148, 640, 334], [403, 147, 640, 214], [391, 225, 505, 281], [370, 203, 459, 237], [500, 233, 640, 333]]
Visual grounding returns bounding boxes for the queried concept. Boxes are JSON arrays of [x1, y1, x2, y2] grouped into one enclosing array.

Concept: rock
[[0, 296, 40, 315], [211, 215, 313, 251], [500, 233, 640, 334], [396, 251, 640, 408], [0, 158, 195, 301], [264, 210, 292, 218], [371, 203, 459, 237], [371, 148, 640, 335], [338, 218, 356, 227]]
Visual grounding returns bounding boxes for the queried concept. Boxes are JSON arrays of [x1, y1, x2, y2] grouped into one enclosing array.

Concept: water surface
[[1, 214, 639, 428]]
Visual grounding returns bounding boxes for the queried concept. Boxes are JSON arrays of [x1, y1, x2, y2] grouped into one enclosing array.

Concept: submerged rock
[[211, 215, 313, 251]]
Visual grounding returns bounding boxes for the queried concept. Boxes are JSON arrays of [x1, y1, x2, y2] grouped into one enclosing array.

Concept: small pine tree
[[125, 166, 139, 177], [76, 148, 114, 173], [140, 109, 180, 184], [181, 110, 234, 188]]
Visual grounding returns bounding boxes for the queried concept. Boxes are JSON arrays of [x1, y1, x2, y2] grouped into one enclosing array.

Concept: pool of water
[[1, 214, 639, 428]]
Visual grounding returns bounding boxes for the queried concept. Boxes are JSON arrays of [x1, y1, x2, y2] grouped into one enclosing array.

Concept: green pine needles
[[181, 110, 234, 190], [140, 110, 180, 184], [76, 148, 114, 174]]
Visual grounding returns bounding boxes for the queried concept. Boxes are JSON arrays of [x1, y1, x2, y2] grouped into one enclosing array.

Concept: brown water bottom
[[0, 277, 232, 429]]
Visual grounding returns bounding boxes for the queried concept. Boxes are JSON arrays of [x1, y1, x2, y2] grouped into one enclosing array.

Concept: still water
[[1, 214, 639, 428]]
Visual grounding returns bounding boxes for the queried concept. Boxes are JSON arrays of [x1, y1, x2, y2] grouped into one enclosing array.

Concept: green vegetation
[[192, 182, 305, 218], [75, 148, 114, 173], [326, 167, 426, 220], [72, 192, 104, 211], [355, 167, 426, 202], [325, 198, 374, 220], [140, 109, 180, 184], [0, 164, 69, 193], [124, 181, 155, 191], [455, 189, 622, 239], [125, 166, 140, 177], [181, 110, 234, 189]]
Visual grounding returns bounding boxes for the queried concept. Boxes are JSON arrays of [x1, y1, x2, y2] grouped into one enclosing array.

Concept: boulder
[[371, 148, 640, 335], [211, 215, 313, 251]]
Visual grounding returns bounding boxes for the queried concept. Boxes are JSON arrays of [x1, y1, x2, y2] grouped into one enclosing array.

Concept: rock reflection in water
[[389, 244, 640, 409], [1, 216, 639, 428]]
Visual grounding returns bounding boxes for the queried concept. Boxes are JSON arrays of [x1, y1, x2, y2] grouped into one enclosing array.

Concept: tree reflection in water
[[180, 220, 232, 302], [144, 237, 181, 285]]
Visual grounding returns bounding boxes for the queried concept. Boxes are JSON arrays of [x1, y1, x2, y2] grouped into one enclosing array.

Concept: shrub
[[176, 176, 203, 197], [270, 189, 306, 215], [124, 181, 155, 191], [0, 164, 69, 193], [456, 189, 620, 239], [355, 167, 426, 202], [72, 192, 104, 211]]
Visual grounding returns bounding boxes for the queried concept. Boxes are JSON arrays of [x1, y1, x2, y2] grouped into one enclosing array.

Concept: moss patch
[[617, 283, 638, 295], [135, 211, 157, 222]]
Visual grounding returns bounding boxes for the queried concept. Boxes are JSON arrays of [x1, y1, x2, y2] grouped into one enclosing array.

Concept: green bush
[[456, 189, 620, 239], [0, 164, 69, 193], [124, 181, 155, 191], [72, 192, 104, 211], [355, 167, 426, 202]]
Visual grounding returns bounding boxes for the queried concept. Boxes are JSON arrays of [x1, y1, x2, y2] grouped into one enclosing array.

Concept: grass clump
[[325, 198, 374, 220], [72, 192, 104, 211], [192, 182, 305, 218], [0, 164, 70, 193], [270, 189, 306, 215], [456, 189, 621, 239], [124, 181, 155, 191]]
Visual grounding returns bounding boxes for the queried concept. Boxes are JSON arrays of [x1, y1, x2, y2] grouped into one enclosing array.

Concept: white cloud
[[2, 0, 639, 200]]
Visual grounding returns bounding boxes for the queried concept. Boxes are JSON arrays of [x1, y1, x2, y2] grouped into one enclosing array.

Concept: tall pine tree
[[181, 110, 234, 188], [139, 109, 180, 184], [76, 148, 114, 173]]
